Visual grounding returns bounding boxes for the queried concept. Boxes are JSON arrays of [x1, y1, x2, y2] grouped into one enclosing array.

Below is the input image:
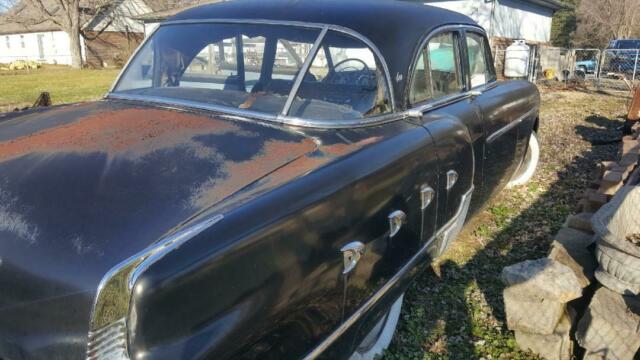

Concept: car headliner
[[168, 0, 478, 109]]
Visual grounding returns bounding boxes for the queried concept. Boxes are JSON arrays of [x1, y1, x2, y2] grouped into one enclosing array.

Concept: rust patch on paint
[[190, 138, 317, 208], [0, 108, 238, 162], [218, 136, 384, 205]]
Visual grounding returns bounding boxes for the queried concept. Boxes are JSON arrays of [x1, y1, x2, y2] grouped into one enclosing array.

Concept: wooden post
[[628, 86, 640, 121]]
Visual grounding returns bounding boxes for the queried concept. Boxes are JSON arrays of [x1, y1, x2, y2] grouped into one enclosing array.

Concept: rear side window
[[288, 30, 392, 120], [410, 32, 464, 104], [466, 32, 495, 88]]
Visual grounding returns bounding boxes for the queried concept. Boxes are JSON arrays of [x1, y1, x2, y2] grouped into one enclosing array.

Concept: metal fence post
[[634, 49, 640, 83]]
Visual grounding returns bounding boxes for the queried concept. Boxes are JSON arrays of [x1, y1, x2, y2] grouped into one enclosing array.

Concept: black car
[[0, 1, 540, 359]]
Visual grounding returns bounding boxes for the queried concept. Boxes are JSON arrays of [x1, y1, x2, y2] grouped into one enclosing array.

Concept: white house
[[0, 0, 154, 66], [423, 0, 564, 46]]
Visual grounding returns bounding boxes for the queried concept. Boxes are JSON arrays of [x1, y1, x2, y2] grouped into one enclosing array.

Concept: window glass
[[289, 31, 391, 120], [427, 32, 463, 98], [114, 24, 320, 116], [410, 32, 463, 104], [466, 32, 493, 88], [410, 52, 431, 104]]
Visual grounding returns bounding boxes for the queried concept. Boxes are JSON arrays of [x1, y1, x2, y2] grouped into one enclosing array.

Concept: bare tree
[[575, 0, 640, 47], [1, 0, 143, 68]]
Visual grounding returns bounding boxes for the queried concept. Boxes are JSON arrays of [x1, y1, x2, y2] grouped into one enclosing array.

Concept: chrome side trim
[[303, 186, 474, 360], [88, 214, 224, 336], [281, 26, 328, 116], [486, 107, 538, 144]]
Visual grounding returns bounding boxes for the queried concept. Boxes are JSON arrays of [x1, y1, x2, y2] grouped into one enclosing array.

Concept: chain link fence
[[493, 45, 640, 94]]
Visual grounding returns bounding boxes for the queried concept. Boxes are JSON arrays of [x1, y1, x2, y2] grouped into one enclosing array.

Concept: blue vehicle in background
[[602, 39, 640, 76]]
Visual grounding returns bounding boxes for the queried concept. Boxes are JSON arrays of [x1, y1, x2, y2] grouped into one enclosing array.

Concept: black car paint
[[0, 1, 540, 359]]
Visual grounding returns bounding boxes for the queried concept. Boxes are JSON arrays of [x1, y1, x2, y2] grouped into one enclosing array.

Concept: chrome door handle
[[420, 185, 435, 210], [341, 242, 365, 275], [388, 210, 407, 238], [446, 170, 459, 191], [469, 90, 482, 97]]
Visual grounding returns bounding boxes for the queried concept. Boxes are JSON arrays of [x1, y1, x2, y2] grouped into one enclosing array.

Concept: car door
[[464, 30, 519, 203], [408, 30, 479, 258]]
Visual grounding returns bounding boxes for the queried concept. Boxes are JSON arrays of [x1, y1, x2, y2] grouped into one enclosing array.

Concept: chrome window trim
[[106, 18, 398, 128], [405, 24, 496, 112], [486, 107, 538, 144], [463, 29, 498, 89], [303, 186, 474, 360], [281, 26, 329, 116]]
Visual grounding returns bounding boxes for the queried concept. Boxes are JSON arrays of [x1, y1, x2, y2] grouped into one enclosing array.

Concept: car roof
[[169, 0, 478, 108]]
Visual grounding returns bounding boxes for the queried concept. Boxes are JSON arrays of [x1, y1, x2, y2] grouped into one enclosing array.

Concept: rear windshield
[[113, 23, 391, 121]]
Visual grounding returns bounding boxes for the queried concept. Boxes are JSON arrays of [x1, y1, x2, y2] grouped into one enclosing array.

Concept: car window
[[466, 32, 494, 88], [410, 32, 464, 104], [114, 23, 321, 116], [288, 30, 391, 120]]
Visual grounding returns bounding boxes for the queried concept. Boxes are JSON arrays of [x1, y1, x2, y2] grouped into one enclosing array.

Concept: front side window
[[410, 32, 464, 104], [466, 32, 495, 88], [113, 24, 392, 121], [289, 31, 391, 120]]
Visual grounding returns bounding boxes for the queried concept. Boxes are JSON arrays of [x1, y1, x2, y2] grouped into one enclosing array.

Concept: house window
[[5, 36, 9, 49], [20, 35, 25, 48]]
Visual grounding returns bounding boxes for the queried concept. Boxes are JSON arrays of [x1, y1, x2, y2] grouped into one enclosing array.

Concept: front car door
[[464, 30, 520, 203]]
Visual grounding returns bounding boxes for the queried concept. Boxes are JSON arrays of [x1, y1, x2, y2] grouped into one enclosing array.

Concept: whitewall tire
[[508, 131, 540, 188], [349, 294, 404, 360]]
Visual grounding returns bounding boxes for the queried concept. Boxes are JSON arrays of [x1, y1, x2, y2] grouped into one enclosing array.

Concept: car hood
[[0, 100, 317, 306]]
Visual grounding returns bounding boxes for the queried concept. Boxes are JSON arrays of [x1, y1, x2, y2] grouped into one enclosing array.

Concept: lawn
[[0, 65, 119, 113], [383, 90, 628, 359]]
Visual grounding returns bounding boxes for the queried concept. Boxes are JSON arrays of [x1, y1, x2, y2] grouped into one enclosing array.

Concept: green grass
[[0, 65, 119, 112]]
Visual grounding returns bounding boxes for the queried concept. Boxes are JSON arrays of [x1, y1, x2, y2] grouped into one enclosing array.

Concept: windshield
[[113, 23, 392, 121]]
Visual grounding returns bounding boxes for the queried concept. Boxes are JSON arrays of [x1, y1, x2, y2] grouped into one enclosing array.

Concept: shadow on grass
[[383, 108, 624, 359]]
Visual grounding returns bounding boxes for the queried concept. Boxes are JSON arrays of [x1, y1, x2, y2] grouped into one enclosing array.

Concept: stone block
[[549, 241, 596, 288], [553, 228, 595, 253], [576, 287, 640, 360], [602, 170, 624, 184], [502, 259, 582, 302], [585, 192, 609, 213], [565, 213, 594, 234], [515, 309, 573, 360], [504, 287, 565, 334]]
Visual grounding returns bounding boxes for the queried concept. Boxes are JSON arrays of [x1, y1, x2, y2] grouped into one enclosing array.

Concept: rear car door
[[409, 30, 479, 258]]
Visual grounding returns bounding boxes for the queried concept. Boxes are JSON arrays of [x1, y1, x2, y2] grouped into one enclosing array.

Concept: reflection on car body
[[0, 1, 540, 359]]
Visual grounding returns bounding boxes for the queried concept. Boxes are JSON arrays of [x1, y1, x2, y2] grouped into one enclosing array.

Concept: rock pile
[[503, 124, 640, 359]]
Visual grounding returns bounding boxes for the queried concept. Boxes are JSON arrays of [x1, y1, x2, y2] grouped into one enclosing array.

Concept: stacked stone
[[577, 125, 639, 212], [575, 287, 640, 360], [502, 259, 583, 360]]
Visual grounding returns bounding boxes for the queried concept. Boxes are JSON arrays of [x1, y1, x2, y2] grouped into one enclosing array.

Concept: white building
[[0, 0, 154, 66], [423, 0, 563, 45]]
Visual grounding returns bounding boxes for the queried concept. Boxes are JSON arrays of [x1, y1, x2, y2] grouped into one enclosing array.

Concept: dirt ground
[[384, 89, 629, 359]]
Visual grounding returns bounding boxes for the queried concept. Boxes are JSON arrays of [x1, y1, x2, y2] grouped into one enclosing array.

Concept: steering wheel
[[326, 58, 370, 85], [334, 58, 369, 72]]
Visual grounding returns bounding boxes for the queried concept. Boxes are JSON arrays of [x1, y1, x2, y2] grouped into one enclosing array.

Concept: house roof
[[135, 0, 224, 23], [524, 0, 566, 11]]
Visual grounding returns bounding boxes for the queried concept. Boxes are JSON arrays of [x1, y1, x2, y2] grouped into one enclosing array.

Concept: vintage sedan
[[0, 1, 540, 359]]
